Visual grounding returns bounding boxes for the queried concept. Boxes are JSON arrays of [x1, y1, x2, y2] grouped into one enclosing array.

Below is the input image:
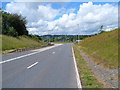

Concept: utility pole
[[77, 24, 80, 41], [100, 25, 103, 33]]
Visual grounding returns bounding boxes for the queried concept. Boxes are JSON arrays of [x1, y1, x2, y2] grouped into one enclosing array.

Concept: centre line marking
[[27, 62, 38, 69], [52, 52, 55, 54]]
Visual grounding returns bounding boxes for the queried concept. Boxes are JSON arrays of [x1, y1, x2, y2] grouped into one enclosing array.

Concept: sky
[[1, 1, 118, 35]]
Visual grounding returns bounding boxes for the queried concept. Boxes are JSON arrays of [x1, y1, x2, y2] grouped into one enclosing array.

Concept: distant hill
[[77, 28, 119, 69], [41, 35, 94, 42]]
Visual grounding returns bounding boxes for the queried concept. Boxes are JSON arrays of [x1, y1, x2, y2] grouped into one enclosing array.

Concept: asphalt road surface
[[2, 43, 79, 88]]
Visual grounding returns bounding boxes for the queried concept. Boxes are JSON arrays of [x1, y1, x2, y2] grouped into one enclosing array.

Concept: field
[[77, 29, 119, 69], [1, 35, 47, 52]]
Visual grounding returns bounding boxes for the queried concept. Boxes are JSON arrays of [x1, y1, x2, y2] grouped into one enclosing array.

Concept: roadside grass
[[73, 45, 103, 88], [77, 29, 119, 69], [1, 35, 47, 52]]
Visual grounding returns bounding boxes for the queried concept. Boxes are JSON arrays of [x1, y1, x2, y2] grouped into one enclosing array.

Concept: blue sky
[[1, 1, 118, 35], [2, 2, 118, 20], [2, 2, 118, 11]]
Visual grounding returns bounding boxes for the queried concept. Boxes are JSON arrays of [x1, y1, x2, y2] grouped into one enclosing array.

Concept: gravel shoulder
[[75, 46, 118, 88]]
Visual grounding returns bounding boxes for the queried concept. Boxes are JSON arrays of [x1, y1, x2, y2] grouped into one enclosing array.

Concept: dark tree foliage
[[0, 9, 2, 34], [1, 11, 28, 36], [8, 27, 18, 37]]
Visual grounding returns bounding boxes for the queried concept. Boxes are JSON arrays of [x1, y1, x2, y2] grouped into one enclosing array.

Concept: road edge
[[2, 44, 54, 55], [72, 47, 82, 89]]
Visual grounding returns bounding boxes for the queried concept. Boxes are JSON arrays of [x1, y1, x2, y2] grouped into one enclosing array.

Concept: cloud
[[73, 2, 118, 34], [5, 1, 118, 35], [6, 2, 59, 21]]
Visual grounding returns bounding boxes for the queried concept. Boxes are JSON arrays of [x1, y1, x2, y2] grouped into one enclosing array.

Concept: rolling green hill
[[77, 28, 119, 69], [1, 35, 47, 52]]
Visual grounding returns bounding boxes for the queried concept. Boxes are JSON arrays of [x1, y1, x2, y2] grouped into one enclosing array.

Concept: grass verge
[[73, 45, 103, 88]]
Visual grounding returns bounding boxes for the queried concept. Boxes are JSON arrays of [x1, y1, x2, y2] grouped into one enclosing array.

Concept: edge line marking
[[72, 47, 82, 89]]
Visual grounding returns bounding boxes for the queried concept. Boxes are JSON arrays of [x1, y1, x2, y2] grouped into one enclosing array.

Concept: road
[[1, 43, 80, 88]]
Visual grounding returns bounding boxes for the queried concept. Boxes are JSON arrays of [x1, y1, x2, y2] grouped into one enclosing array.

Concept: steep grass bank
[[77, 29, 119, 69]]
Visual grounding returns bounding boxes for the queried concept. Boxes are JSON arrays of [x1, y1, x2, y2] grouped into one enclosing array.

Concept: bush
[[8, 27, 18, 37]]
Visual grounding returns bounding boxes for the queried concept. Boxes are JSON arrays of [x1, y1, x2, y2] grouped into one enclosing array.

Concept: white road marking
[[72, 47, 82, 88], [27, 62, 38, 69], [52, 52, 55, 54], [0, 52, 39, 64], [0, 44, 63, 64]]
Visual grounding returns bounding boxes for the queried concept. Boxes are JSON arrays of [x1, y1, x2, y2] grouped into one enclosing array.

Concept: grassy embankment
[[1, 35, 47, 53], [77, 29, 119, 69], [73, 29, 119, 87], [73, 45, 103, 88]]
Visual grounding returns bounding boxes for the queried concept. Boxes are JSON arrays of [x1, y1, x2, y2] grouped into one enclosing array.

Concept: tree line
[[41, 35, 94, 42]]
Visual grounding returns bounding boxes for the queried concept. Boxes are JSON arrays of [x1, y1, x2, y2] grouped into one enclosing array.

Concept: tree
[[8, 13, 28, 36], [0, 10, 1, 34], [8, 27, 18, 37], [1, 11, 28, 36]]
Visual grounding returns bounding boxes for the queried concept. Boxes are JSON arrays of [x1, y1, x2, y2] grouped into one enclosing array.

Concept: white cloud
[[6, 2, 59, 21], [5, 2, 118, 35]]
